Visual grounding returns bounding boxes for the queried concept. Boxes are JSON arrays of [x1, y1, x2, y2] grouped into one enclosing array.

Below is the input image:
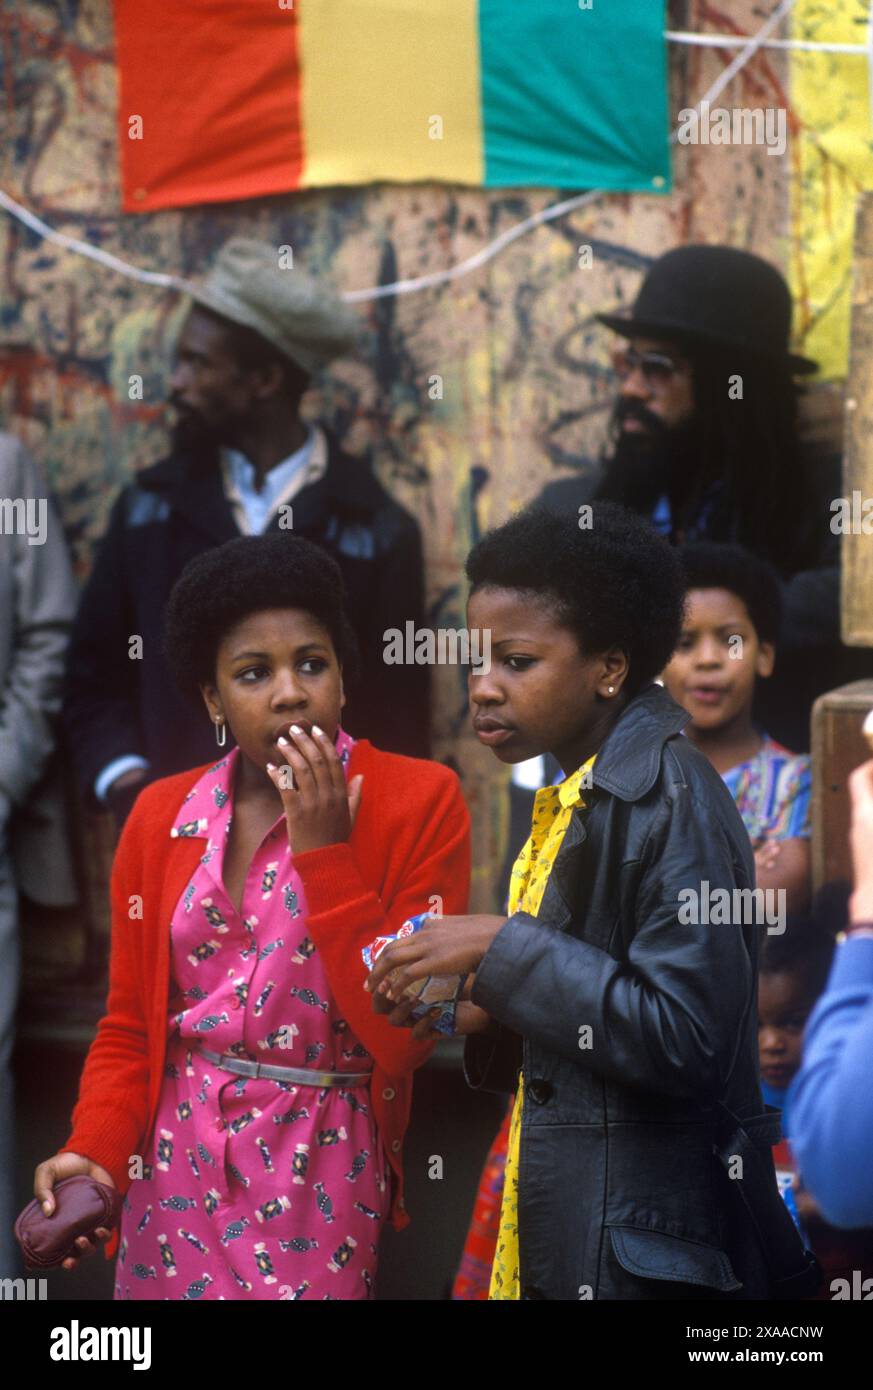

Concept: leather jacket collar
[[592, 682, 691, 802]]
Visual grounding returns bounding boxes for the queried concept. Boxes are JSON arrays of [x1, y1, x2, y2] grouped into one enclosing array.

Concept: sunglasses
[[611, 347, 687, 387]]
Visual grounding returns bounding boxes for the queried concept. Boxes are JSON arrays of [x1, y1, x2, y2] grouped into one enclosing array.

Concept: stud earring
[[214, 718, 227, 748], [607, 685, 616, 695]]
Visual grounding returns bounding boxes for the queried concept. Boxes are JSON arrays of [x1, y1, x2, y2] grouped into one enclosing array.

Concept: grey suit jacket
[[0, 432, 78, 906]]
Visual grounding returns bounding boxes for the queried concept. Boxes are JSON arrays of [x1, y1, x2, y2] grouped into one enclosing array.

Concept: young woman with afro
[[33, 533, 470, 1300], [368, 501, 816, 1301]]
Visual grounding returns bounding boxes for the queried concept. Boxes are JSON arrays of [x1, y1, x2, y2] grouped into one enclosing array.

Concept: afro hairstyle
[[677, 541, 782, 646], [464, 500, 686, 696], [162, 533, 358, 704]]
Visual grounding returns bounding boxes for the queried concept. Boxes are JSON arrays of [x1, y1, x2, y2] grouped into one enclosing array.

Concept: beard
[[594, 398, 703, 515], [169, 404, 225, 457]]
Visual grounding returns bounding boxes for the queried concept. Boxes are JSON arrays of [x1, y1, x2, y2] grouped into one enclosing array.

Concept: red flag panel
[[114, 0, 303, 212]]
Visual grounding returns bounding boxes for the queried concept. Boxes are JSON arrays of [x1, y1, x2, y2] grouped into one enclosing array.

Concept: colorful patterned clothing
[[450, 1098, 512, 1300], [721, 734, 811, 847], [116, 732, 388, 1301]]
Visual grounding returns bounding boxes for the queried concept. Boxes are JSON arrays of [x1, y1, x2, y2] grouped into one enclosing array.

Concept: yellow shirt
[[488, 753, 597, 1300]]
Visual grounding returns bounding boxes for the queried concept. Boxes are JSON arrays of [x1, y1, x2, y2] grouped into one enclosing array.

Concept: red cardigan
[[60, 740, 471, 1261]]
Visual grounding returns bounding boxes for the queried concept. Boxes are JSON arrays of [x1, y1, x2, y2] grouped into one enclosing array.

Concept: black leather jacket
[[466, 682, 810, 1300]]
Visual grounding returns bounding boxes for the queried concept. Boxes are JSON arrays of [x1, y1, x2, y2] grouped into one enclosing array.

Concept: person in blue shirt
[[760, 902, 873, 1294], [789, 759, 873, 1230]]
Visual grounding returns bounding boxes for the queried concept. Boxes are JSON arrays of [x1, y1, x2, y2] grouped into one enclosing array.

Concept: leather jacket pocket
[[608, 1226, 743, 1293]]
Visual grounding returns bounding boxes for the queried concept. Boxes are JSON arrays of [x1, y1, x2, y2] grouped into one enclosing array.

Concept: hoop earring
[[215, 718, 227, 748]]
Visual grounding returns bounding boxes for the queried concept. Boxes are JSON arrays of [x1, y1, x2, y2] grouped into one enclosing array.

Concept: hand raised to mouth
[[266, 723, 363, 855]]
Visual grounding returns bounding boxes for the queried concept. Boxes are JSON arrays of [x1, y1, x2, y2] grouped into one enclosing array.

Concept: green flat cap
[[182, 237, 359, 375]]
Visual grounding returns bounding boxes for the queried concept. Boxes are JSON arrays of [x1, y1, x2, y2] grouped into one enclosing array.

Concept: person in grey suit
[[0, 432, 78, 1276]]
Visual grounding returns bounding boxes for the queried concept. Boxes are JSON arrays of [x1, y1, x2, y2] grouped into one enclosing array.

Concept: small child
[[663, 541, 811, 916], [759, 895, 873, 1298]]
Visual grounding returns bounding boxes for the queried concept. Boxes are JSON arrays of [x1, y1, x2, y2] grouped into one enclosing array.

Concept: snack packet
[[362, 912, 466, 1036]]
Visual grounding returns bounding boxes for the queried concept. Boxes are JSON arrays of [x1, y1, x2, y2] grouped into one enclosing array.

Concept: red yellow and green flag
[[114, 0, 670, 213]]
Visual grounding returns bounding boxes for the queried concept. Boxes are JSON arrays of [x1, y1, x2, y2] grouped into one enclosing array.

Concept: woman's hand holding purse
[[19, 1151, 119, 1271]]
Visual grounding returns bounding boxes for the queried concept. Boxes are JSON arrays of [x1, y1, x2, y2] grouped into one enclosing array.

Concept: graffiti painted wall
[[0, 1, 844, 1025]]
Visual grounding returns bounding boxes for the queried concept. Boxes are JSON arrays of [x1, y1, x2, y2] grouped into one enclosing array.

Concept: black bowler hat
[[596, 244, 817, 375]]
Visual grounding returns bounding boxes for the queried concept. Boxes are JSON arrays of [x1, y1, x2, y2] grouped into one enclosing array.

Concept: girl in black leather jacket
[[368, 502, 816, 1301]]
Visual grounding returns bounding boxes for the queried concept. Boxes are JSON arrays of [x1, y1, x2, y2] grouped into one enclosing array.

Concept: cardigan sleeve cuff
[[291, 843, 372, 916], [57, 1138, 132, 1198]]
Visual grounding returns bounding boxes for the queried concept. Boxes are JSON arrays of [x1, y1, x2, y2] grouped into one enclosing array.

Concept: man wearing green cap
[[64, 238, 430, 828]]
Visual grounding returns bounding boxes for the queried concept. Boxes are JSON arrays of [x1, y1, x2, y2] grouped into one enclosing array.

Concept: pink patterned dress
[[115, 731, 389, 1301]]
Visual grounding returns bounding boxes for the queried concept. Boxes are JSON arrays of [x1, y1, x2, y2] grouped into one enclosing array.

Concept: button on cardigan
[[59, 739, 471, 1261]]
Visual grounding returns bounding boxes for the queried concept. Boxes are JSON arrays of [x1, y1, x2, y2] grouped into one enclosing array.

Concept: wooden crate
[[812, 679, 873, 892]]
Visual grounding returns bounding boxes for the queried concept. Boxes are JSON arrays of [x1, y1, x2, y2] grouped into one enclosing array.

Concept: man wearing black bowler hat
[[539, 244, 871, 755], [593, 245, 820, 574]]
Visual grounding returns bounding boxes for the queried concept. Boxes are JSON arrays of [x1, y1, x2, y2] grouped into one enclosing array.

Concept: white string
[[688, 0, 797, 112], [342, 189, 604, 302], [0, 188, 183, 289], [0, 0, 822, 306], [667, 30, 865, 55]]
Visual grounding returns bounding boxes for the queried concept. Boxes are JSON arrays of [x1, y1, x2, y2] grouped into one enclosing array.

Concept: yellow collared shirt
[[488, 753, 597, 1301]]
